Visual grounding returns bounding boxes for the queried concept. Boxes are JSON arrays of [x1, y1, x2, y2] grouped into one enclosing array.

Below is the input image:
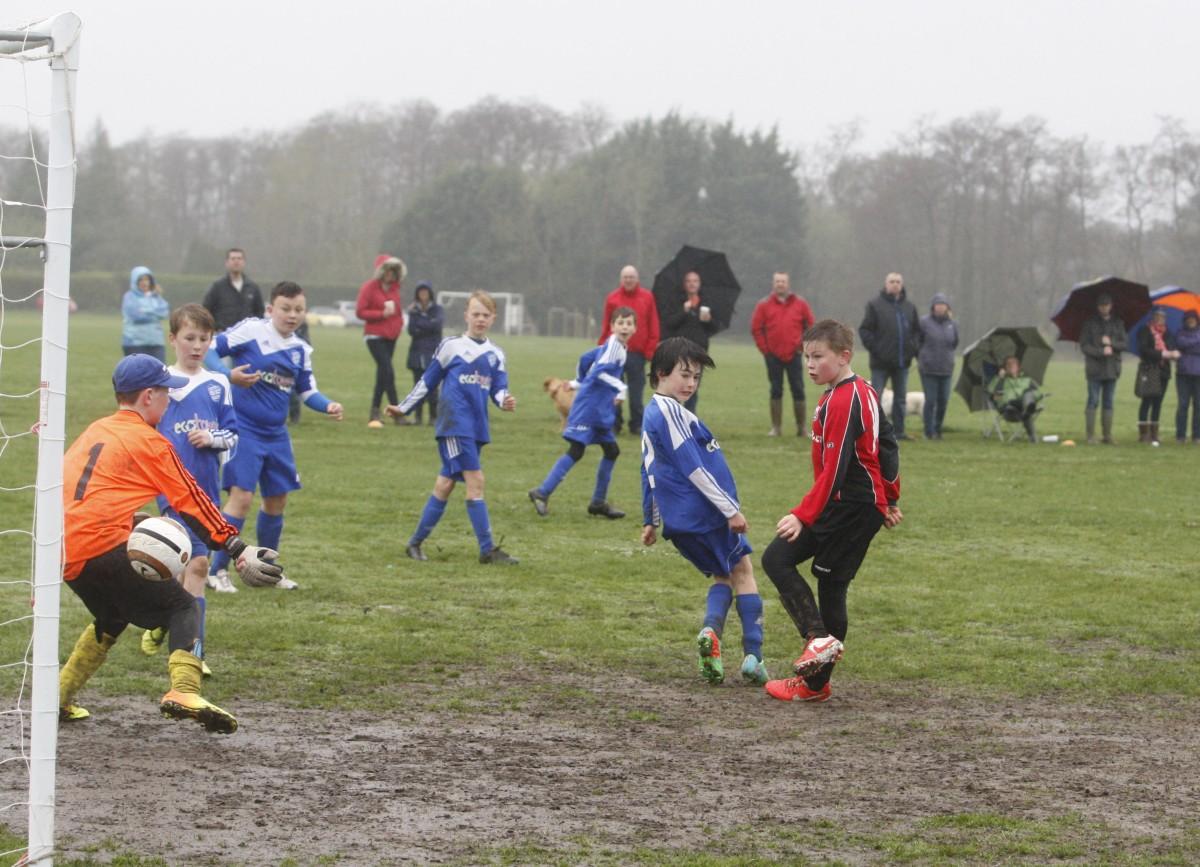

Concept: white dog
[[880, 387, 925, 418]]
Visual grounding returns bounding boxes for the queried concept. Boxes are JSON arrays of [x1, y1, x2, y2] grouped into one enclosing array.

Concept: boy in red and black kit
[[761, 319, 902, 703]]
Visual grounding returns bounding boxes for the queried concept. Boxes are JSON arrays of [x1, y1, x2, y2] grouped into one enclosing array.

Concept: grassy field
[[1, 311, 1198, 864]]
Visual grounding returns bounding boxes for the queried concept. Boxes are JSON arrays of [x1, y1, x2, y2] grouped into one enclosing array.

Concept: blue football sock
[[735, 593, 764, 660], [538, 453, 578, 497], [592, 457, 616, 504], [410, 495, 448, 545], [465, 498, 493, 554], [703, 583, 734, 636], [256, 510, 284, 552], [209, 513, 244, 573], [193, 596, 206, 659]]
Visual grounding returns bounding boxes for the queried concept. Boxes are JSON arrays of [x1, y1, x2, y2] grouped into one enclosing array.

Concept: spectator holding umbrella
[[1175, 310, 1200, 443], [356, 254, 407, 429], [750, 271, 814, 436], [1079, 293, 1127, 444], [121, 266, 169, 361], [1134, 307, 1180, 446], [916, 292, 958, 440], [859, 273, 921, 440], [407, 280, 444, 426]]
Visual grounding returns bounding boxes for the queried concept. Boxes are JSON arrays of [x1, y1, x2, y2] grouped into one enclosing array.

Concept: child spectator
[[205, 282, 344, 590], [762, 319, 901, 703], [528, 306, 636, 520], [121, 266, 169, 360], [640, 337, 768, 686], [388, 290, 519, 564], [406, 280, 444, 426], [1175, 310, 1200, 443]]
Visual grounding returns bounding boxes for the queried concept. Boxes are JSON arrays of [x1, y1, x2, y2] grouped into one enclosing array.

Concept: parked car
[[306, 306, 346, 327], [336, 300, 364, 327]]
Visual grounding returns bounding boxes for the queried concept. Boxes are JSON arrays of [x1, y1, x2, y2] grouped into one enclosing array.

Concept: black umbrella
[[651, 245, 743, 333], [955, 326, 1054, 412], [1050, 276, 1150, 342]]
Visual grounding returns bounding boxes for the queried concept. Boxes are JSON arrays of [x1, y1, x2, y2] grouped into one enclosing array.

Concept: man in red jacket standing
[[750, 272, 815, 436], [599, 265, 660, 436]]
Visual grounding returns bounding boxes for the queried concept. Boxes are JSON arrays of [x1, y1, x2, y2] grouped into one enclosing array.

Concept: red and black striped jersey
[[791, 374, 900, 526]]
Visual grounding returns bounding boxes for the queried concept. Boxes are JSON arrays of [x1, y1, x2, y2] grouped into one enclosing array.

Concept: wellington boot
[[1137, 421, 1149, 443], [1101, 410, 1116, 444], [1150, 422, 1161, 445], [1085, 408, 1097, 444], [768, 399, 782, 437], [59, 624, 117, 712], [793, 400, 809, 436]]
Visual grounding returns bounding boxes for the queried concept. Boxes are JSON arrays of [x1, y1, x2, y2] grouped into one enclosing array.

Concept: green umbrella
[[955, 326, 1054, 412]]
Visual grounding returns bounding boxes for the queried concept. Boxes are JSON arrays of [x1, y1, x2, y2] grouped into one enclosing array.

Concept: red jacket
[[751, 292, 815, 363], [356, 254, 405, 340], [599, 285, 660, 357]]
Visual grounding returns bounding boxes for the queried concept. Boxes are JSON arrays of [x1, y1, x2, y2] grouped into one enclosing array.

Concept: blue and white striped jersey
[[640, 393, 741, 537], [213, 318, 319, 435], [156, 366, 238, 502], [398, 334, 510, 443], [566, 335, 627, 431]]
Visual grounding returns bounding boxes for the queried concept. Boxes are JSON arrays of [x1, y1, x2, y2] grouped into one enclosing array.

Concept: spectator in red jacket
[[599, 265, 660, 436], [356, 254, 408, 429], [751, 272, 815, 436]]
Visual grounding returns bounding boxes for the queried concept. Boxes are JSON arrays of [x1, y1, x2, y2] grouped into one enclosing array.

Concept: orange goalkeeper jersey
[[62, 409, 236, 580]]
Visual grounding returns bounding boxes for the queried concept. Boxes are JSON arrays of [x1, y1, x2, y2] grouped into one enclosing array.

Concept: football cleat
[[764, 676, 832, 703], [740, 654, 769, 686], [479, 547, 519, 565], [406, 543, 428, 562], [275, 576, 299, 590], [140, 627, 166, 656], [697, 627, 724, 685], [587, 501, 626, 520], [792, 635, 844, 677], [206, 569, 237, 594], [528, 489, 549, 517], [160, 689, 238, 734], [59, 703, 90, 722]]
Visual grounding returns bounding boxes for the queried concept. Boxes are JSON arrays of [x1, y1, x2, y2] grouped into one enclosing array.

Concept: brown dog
[[543, 376, 576, 430]]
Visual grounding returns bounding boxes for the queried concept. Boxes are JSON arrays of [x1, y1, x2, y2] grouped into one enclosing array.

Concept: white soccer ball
[[127, 516, 191, 581]]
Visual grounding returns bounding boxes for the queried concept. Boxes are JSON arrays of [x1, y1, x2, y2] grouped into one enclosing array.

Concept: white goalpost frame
[[0, 12, 81, 866]]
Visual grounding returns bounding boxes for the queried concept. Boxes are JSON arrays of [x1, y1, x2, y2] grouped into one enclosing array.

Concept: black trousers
[[68, 545, 198, 652], [366, 338, 398, 411]]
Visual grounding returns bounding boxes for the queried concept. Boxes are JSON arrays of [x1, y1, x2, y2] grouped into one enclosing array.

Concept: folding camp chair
[[980, 362, 1046, 443]]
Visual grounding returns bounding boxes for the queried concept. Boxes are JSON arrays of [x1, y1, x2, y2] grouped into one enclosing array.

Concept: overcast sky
[[4, 0, 1196, 152]]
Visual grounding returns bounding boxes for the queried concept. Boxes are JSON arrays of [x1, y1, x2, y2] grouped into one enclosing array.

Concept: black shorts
[[795, 501, 885, 583], [67, 544, 196, 637]]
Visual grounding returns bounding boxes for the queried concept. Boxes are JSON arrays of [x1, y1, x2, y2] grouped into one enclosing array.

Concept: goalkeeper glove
[[224, 536, 285, 588]]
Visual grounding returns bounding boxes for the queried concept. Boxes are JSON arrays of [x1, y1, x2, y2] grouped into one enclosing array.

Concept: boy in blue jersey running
[[386, 290, 519, 564], [528, 306, 636, 519], [640, 337, 769, 686], [141, 304, 238, 671], [206, 282, 343, 589]]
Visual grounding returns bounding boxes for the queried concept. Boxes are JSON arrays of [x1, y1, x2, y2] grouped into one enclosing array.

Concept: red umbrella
[[1050, 276, 1151, 342]]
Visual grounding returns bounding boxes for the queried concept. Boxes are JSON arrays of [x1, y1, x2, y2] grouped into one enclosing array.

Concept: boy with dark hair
[[762, 319, 902, 703], [205, 282, 343, 590], [59, 355, 284, 733], [640, 337, 769, 686], [140, 304, 239, 673], [529, 306, 636, 519]]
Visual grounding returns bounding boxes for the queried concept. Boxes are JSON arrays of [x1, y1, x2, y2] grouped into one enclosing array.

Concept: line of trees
[[1, 99, 1197, 339]]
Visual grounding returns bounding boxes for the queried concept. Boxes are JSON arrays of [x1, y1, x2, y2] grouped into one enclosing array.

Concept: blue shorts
[[563, 423, 616, 446], [156, 504, 210, 560], [669, 527, 753, 578], [437, 436, 483, 481], [222, 429, 301, 497]]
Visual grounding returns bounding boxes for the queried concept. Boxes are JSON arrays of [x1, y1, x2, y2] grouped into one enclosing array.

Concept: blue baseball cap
[[112, 354, 188, 392]]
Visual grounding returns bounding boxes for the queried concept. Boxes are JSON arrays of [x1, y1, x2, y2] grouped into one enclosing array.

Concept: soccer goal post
[[0, 13, 81, 866]]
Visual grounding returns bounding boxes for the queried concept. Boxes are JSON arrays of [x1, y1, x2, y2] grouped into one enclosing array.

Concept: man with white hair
[[599, 265, 660, 436]]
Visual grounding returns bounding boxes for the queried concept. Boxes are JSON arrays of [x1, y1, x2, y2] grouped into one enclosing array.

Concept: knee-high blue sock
[[592, 457, 616, 504], [256, 510, 284, 551], [465, 498, 493, 554], [193, 596, 207, 659], [209, 513, 244, 573], [703, 583, 734, 636], [537, 453, 577, 497], [736, 593, 764, 660], [410, 495, 448, 545]]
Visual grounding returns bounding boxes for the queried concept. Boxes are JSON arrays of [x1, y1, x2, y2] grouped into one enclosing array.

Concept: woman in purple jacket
[[916, 292, 958, 440], [1175, 309, 1200, 443]]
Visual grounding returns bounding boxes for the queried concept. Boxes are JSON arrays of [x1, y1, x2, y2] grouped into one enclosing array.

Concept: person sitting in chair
[[988, 355, 1044, 443]]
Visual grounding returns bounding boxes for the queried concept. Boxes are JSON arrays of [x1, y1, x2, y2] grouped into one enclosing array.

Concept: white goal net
[[0, 13, 80, 866]]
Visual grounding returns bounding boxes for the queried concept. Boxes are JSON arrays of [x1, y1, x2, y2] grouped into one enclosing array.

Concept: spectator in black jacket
[[661, 270, 718, 411], [859, 272, 921, 439], [202, 248, 264, 332]]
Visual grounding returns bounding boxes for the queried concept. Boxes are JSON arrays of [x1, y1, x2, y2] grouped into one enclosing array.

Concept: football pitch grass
[[1, 311, 1198, 865]]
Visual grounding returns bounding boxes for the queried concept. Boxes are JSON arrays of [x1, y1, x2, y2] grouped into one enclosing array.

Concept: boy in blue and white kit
[[640, 337, 768, 685], [206, 281, 343, 589], [141, 304, 238, 671], [387, 290, 519, 565], [528, 306, 636, 519]]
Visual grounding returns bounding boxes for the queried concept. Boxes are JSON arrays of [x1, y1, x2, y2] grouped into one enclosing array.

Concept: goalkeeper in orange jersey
[[58, 354, 285, 734]]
